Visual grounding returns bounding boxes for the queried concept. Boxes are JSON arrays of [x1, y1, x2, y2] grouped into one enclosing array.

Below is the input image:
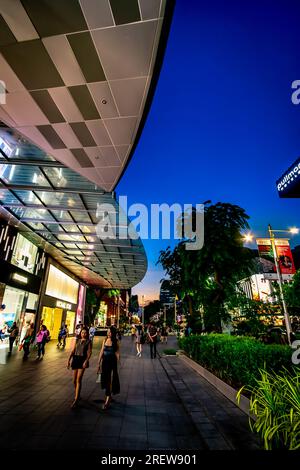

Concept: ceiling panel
[[109, 0, 141, 26], [110, 77, 147, 116], [103, 117, 137, 145], [43, 34, 86, 87], [92, 21, 157, 80], [0, 0, 39, 42], [139, 0, 161, 20], [0, 0, 173, 191], [67, 31, 106, 83], [88, 82, 119, 119], [79, 0, 114, 30], [21, 0, 88, 37], [48, 87, 84, 123], [4, 90, 49, 126]]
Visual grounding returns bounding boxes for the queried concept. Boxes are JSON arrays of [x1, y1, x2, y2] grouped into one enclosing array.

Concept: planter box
[[179, 353, 255, 420]]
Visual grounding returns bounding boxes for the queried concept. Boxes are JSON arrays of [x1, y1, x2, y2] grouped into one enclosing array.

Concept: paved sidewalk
[[0, 335, 260, 450]]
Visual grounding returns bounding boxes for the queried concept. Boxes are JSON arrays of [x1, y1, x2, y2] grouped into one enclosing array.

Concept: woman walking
[[135, 324, 145, 357], [36, 324, 48, 359], [97, 326, 120, 410], [23, 322, 35, 358], [8, 321, 19, 354], [67, 327, 92, 408]]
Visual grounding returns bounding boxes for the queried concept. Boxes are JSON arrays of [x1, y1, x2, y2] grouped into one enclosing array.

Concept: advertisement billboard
[[276, 156, 300, 198], [256, 238, 296, 278], [276, 242, 296, 275]]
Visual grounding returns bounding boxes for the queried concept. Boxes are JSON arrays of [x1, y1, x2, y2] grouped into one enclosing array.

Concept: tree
[[85, 288, 120, 325], [129, 294, 139, 314], [158, 202, 256, 332], [283, 270, 300, 314], [143, 300, 162, 324]]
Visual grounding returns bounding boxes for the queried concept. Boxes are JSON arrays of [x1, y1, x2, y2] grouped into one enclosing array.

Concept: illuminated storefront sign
[[45, 265, 79, 304], [76, 284, 85, 325], [56, 300, 72, 310], [277, 157, 300, 198], [12, 273, 28, 284]]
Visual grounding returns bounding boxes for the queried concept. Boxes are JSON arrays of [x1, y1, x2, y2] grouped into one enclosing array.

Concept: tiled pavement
[[0, 335, 260, 450]]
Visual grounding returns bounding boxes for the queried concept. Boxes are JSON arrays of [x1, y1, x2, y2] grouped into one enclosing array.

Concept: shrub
[[178, 334, 295, 389], [237, 368, 300, 450], [163, 348, 177, 355]]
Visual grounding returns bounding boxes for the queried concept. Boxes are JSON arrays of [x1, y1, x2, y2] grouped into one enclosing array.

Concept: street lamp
[[141, 295, 145, 325], [243, 233, 254, 243], [243, 226, 298, 345], [268, 224, 298, 345]]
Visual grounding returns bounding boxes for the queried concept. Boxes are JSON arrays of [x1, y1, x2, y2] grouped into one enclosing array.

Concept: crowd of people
[[0, 316, 178, 411], [130, 323, 172, 358], [66, 321, 174, 410]]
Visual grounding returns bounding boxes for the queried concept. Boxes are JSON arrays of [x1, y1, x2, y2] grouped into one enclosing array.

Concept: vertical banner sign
[[256, 238, 296, 278], [275, 240, 296, 275], [256, 238, 276, 278], [76, 284, 85, 325]]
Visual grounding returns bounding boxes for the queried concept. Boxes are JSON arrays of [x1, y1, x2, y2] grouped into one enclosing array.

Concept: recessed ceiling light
[[102, 99, 107, 104]]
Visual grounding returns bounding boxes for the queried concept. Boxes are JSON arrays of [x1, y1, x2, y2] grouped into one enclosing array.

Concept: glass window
[[11, 234, 38, 274], [27, 292, 38, 310], [0, 165, 51, 187]]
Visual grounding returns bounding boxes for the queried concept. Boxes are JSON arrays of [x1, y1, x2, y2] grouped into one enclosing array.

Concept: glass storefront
[[66, 310, 76, 335], [0, 285, 38, 343], [0, 286, 38, 327], [41, 306, 63, 340], [39, 263, 85, 338], [1, 286, 25, 327]]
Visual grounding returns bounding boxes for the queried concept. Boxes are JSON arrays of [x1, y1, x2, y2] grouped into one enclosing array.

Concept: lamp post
[[268, 224, 295, 345], [243, 226, 299, 346], [141, 295, 145, 325]]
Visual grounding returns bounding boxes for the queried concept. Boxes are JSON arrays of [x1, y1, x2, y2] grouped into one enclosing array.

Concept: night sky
[[117, 0, 300, 300]]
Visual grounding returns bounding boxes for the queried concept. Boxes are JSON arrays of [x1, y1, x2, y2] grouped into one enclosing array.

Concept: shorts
[[71, 355, 88, 370]]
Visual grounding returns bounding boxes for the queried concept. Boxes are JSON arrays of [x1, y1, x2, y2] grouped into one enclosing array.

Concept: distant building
[[239, 274, 276, 302], [159, 280, 175, 307]]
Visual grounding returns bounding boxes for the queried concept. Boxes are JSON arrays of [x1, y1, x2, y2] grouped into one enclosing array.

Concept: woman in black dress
[[97, 326, 120, 409], [67, 327, 92, 408]]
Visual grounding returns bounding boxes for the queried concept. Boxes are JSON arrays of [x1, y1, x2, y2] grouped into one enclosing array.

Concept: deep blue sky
[[117, 0, 300, 300]]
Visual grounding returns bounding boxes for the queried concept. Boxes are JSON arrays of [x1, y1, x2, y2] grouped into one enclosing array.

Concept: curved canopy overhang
[[0, 0, 174, 191], [0, 123, 147, 288]]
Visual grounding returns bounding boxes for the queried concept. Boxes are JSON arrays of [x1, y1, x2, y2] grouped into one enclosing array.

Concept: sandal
[[102, 397, 111, 410]]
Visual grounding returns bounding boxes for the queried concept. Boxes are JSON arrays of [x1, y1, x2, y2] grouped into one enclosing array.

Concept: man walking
[[147, 322, 158, 359]]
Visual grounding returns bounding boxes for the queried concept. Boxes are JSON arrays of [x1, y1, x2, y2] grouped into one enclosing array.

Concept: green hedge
[[178, 334, 295, 390]]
